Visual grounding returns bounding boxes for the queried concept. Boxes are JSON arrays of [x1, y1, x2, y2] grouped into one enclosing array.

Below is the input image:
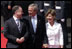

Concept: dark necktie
[[16, 19, 21, 32]]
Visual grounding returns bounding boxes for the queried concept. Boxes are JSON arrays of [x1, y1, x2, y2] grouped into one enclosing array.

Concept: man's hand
[[19, 37, 25, 42], [42, 44, 48, 48], [16, 37, 25, 44], [16, 38, 21, 44]]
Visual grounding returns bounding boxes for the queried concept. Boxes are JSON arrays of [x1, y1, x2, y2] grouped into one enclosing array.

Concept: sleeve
[[43, 34, 48, 44], [23, 25, 29, 41], [22, 20, 29, 41], [4, 21, 17, 43], [43, 23, 48, 44], [59, 24, 64, 45]]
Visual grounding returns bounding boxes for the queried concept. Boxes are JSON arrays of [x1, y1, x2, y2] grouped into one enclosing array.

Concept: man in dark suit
[[4, 5, 29, 48], [25, 3, 46, 48]]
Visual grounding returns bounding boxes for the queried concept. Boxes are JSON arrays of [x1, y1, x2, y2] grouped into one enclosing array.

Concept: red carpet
[[1, 27, 8, 48]]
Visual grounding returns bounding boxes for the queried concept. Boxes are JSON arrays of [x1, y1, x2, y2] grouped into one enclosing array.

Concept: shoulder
[[22, 16, 29, 21], [37, 15, 45, 21], [22, 16, 29, 24], [55, 21, 62, 27], [37, 15, 44, 18], [5, 17, 13, 24]]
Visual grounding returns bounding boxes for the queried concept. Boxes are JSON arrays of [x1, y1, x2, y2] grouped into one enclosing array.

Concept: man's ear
[[15, 11, 17, 14]]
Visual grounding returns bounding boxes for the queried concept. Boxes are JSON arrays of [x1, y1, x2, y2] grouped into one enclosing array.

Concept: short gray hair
[[28, 3, 38, 11]]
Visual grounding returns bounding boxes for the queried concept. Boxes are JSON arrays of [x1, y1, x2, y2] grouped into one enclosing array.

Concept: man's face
[[28, 7, 37, 16], [15, 7, 23, 19]]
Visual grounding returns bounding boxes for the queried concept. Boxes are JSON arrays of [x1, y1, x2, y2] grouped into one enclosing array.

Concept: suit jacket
[[4, 17, 29, 48], [24, 15, 46, 48]]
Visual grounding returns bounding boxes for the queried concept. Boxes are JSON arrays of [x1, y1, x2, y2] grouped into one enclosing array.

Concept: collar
[[31, 14, 37, 19], [13, 15, 19, 21], [46, 21, 57, 28]]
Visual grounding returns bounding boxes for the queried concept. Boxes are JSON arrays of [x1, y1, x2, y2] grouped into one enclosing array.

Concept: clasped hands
[[16, 37, 25, 44]]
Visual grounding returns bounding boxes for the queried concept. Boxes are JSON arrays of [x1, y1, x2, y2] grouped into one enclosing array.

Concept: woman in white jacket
[[43, 9, 64, 48]]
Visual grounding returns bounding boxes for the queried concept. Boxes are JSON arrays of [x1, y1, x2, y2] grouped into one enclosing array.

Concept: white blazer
[[46, 21, 64, 46]]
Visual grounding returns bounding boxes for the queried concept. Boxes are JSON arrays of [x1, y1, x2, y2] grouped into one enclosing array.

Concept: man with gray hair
[[28, 3, 38, 16], [25, 3, 46, 48]]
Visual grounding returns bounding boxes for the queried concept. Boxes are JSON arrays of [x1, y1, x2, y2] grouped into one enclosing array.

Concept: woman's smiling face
[[46, 14, 55, 23]]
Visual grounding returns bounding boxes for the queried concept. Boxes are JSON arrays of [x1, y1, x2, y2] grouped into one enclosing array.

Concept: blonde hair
[[45, 9, 56, 22], [45, 9, 56, 18]]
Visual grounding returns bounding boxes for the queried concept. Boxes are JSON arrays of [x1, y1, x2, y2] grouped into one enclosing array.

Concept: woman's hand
[[60, 45, 63, 48], [42, 44, 48, 48]]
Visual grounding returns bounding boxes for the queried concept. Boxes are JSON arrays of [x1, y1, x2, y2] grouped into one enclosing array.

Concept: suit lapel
[[29, 16, 35, 33], [29, 15, 41, 34], [20, 20, 23, 32], [36, 15, 41, 33], [11, 18, 20, 33]]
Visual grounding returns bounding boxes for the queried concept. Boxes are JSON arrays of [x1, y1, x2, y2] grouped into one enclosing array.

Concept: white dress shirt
[[13, 16, 21, 32], [46, 21, 63, 48], [31, 14, 37, 33]]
